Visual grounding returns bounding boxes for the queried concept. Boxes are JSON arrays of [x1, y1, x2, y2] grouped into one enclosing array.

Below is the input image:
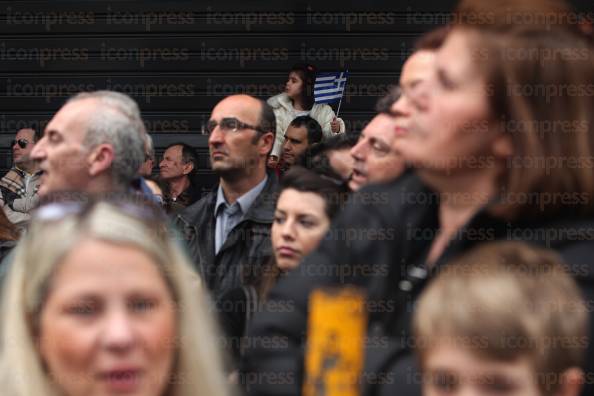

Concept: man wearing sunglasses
[[0, 128, 42, 227], [174, 94, 278, 298]]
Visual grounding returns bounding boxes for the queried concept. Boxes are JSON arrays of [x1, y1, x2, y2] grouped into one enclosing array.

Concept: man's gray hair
[[67, 91, 146, 188], [144, 132, 155, 161]]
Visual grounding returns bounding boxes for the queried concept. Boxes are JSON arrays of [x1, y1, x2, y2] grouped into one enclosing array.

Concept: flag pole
[[335, 70, 348, 117]]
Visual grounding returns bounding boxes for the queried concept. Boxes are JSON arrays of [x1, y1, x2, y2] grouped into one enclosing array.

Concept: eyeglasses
[[204, 117, 267, 135], [34, 192, 168, 225], [11, 139, 29, 149]]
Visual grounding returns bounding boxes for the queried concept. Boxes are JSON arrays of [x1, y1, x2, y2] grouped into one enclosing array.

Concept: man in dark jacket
[[174, 94, 277, 298], [159, 142, 201, 213]]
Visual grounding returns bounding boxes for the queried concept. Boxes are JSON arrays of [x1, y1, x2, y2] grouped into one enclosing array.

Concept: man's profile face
[[31, 99, 95, 196], [159, 145, 189, 181], [281, 125, 309, 166], [349, 114, 404, 191], [12, 128, 36, 165]]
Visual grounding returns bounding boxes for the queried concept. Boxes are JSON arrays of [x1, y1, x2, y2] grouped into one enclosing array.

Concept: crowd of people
[[0, 0, 593, 395]]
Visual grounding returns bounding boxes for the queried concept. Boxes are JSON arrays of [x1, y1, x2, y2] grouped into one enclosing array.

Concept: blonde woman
[[0, 194, 230, 396]]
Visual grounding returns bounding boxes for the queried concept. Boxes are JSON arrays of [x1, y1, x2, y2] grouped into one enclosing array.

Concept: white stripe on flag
[[318, 92, 342, 99], [315, 78, 347, 85], [314, 82, 337, 88], [318, 95, 342, 103], [315, 76, 338, 81], [314, 88, 343, 95]]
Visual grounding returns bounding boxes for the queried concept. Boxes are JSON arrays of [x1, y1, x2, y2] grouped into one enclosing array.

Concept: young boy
[[413, 241, 588, 396]]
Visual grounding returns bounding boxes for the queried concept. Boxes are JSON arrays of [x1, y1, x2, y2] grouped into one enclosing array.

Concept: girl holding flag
[[267, 63, 345, 167]]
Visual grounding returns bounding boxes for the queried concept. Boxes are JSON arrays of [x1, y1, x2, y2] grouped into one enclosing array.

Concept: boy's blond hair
[[413, 241, 588, 394]]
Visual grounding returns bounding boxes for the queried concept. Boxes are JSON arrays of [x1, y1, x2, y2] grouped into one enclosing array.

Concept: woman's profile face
[[272, 188, 331, 271], [393, 29, 503, 176], [38, 239, 176, 396], [285, 71, 305, 101]]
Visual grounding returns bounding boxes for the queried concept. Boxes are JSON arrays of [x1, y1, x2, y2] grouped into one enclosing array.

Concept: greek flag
[[314, 71, 348, 104]]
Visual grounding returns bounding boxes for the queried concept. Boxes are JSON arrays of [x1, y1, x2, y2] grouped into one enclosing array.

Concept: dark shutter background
[[0, 0, 455, 188]]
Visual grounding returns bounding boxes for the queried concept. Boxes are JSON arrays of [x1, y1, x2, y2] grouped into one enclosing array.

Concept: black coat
[[241, 172, 594, 396], [173, 174, 279, 298]]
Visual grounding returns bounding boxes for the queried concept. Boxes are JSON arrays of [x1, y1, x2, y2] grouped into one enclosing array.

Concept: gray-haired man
[[31, 91, 146, 196]]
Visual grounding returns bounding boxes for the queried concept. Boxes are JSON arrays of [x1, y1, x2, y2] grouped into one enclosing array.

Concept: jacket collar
[[214, 174, 269, 219], [276, 93, 294, 111], [13, 165, 42, 178], [238, 171, 278, 224], [179, 170, 278, 227]]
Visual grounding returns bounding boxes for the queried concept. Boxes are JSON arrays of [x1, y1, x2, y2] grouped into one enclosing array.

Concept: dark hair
[[280, 166, 348, 219], [17, 128, 41, 143], [375, 89, 400, 114], [259, 100, 277, 136], [301, 134, 358, 183], [255, 166, 349, 298], [309, 133, 357, 154], [165, 143, 198, 175], [289, 63, 316, 110], [288, 116, 323, 145], [33, 129, 42, 143]]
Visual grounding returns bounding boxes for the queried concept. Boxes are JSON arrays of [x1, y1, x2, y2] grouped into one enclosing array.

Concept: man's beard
[[213, 156, 259, 182]]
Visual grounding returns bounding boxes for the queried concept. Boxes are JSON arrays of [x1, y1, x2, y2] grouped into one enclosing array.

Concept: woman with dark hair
[[267, 64, 346, 167], [0, 209, 19, 262], [219, 166, 348, 361], [261, 166, 347, 293]]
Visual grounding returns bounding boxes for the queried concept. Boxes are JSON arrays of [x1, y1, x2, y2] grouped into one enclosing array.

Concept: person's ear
[[87, 144, 114, 177], [182, 161, 194, 175], [258, 132, 274, 156], [555, 367, 584, 396]]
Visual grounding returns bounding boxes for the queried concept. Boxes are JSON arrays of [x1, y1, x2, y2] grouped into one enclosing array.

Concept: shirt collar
[[214, 174, 268, 217], [14, 165, 41, 177]]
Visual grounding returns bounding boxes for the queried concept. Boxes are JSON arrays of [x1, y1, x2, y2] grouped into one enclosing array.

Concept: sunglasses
[[204, 117, 267, 135], [11, 139, 29, 149]]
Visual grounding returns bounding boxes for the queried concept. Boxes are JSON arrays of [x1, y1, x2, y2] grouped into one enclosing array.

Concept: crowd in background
[[0, 0, 593, 395]]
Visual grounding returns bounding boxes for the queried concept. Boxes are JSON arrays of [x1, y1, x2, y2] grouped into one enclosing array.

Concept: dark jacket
[[241, 172, 594, 396], [174, 174, 278, 298], [164, 180, 202, 214]]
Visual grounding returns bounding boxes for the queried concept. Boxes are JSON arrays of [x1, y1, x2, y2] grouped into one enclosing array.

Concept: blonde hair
[[413, 241, 588, 395], [0, 198, 230, 396]]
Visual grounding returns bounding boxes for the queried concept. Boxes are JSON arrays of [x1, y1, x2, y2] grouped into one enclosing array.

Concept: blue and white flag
[[314, 71, 348, 105]]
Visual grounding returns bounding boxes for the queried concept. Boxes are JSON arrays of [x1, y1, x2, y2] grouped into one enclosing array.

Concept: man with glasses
[[0, 128, 42, 227], [241, 28, 446, 396], [174, 94, 277, 298]]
